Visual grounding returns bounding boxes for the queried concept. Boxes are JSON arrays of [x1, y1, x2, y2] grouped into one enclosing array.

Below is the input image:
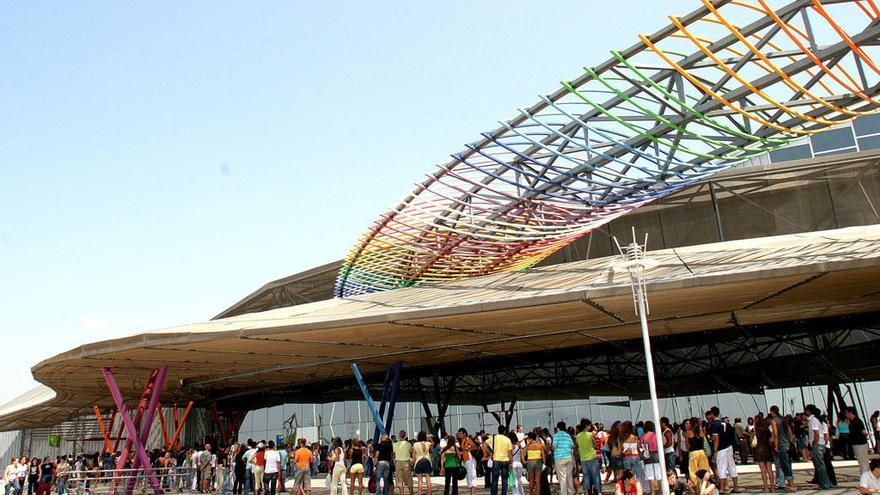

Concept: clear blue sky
[[1, 0, 710, 404]]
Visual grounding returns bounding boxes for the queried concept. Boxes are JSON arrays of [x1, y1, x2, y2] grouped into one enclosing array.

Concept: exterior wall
[[543, 150, 880, 266], [237, 384, 880, 445], [0, 408, 184, 464]]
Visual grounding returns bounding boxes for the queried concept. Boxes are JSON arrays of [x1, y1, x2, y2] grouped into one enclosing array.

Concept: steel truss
[[336, 0, 880, 297], [206, 311, 880, 413]]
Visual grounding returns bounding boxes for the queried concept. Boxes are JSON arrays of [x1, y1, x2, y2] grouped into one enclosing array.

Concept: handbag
[[640, 443, 651, 460], [750, 434, 758, 448], [368, 473, 377, 494], [454, 466, 467, 481]]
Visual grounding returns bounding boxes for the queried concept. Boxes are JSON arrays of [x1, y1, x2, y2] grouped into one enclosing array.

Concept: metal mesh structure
[[335, 0, 880, 297]]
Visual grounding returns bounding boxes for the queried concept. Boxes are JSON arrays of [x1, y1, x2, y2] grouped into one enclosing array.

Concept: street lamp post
[[614, 228, 669, 495]]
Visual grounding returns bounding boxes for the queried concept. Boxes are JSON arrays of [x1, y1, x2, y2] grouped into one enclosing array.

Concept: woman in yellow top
[[411, 431, 434, 495], [521, 432, 546, 495]]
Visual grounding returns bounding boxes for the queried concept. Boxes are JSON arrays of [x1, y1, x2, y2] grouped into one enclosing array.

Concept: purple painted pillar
[[111, 369, 158, 494], [102, 367, 164, 495], [125, 366, 167, 495]]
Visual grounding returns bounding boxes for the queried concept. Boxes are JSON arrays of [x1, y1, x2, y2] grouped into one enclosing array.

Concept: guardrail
[[63, 467, 196, 495]]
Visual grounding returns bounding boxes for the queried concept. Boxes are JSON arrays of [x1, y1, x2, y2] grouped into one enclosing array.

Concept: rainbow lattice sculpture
[[335, 0, 880, 297]]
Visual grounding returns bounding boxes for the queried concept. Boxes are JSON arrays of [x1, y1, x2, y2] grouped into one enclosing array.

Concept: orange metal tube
[[93, 405, 113, 453], [168, 401, 193, 451]]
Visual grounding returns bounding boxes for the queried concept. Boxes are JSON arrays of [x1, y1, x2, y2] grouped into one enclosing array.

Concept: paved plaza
[[290, 460, 865, 495]]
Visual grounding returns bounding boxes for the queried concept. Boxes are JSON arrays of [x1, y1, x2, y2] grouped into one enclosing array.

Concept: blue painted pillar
[[351, 363, 386, 436]]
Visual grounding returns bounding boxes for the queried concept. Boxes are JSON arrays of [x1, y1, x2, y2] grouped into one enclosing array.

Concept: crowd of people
[[4, 404, 880, 495]]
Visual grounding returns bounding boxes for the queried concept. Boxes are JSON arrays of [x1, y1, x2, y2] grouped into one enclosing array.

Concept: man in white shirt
[[263, 441, 282, 495], [859, 459, 880, 494], [806, 405, 831, 490]]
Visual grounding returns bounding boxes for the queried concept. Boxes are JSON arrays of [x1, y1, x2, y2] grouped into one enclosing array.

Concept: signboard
[[47, 435, 60, 448]]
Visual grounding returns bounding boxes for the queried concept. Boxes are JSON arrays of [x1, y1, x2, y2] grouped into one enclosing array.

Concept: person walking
[[849, 407, 872, 474], [456, 430, 476, 495], [373, 435, 394, 495], [640, 422, 661, 495], [253, 443, 267, 495], [619, 422, 646, 493], [328, 438, 349, 495], [483, 426, 513, 495], [55, 457, 68, 495], [292, 439, 312, 495], [508, 432, 524, 495], [659, 418, 676, 479], [685, 418, 710, 487], [439, 434, 461, 495], [752, 415, 773, 492], [348, 438, 367, 495], [768, 406, 794, 492], [413, 432, 434, 495], [806, 405, 832, 490], [264, 441, 281, 495], [25, 459, 38, 495], [522, 433, 545, 495], [551, 422, 576, 495], [5, 458, 21, 495], [707, 408, 739, 493], [394, 431, 414, 495], [575, 420, 600, 495], [234, 443, 247, 495]]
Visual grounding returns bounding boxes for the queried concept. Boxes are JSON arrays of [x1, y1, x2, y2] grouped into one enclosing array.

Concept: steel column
[[101, 367, 163, 495], [125, 366, 167, 495], [93, 405, 113, 454], [351, 363, 386, 436]]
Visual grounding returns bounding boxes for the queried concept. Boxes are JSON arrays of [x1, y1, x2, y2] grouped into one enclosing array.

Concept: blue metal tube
[[351, 363, 386, 436]]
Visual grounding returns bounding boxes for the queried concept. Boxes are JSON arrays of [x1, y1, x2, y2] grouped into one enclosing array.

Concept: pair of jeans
[[823, 447, 837, 486], [623, 456, 647, 492], [376, 461, 391, 495], [55, 477, 66, 495], [581, 459, 601, 495], [555, 458, 574, 495], [774, 450, 792, 487], [810, 444, 831, 489], [263, 472, 277, 495], [218, 467, 229, 495], [490, 461, 510, 495], [6, 479, 20, 495], [244, 469, 254, 494]]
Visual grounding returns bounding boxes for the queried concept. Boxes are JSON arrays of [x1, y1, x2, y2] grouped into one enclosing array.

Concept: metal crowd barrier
[[64, 467, 195, 495]]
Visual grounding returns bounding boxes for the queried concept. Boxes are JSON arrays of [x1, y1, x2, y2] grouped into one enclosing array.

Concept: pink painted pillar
[[102, 367, 164, 495], [125, 366, 167, 495]]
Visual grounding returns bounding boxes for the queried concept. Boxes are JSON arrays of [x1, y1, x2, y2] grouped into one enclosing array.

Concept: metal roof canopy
[[215, 150, 880, 319], [4, 224, 880, 430]]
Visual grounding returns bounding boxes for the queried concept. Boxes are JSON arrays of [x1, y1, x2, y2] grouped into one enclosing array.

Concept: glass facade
[[767, 117, 880, 162], [237, 386, 880, 445]]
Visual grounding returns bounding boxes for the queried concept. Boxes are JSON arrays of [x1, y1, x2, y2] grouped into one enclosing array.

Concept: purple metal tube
[[102, 367, 164, 495], [125, 366, 167, 495]]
